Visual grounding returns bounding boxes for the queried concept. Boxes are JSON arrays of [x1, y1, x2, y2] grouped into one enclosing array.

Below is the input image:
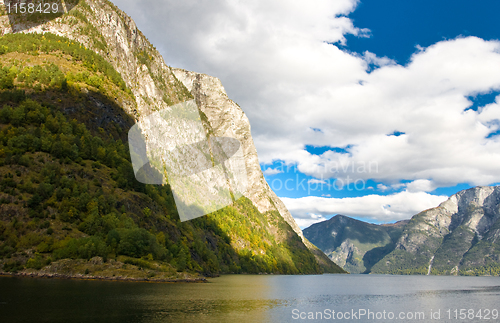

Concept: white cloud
[[250, 36, 500, 190], [294, 213, 328, 229], [112, 0, 500, 220], [377, 182, 407, 192], [362, 51, 396, 67], [377, 184, 389, 191], [405, 179, 438, 193], [308, 179, 328, 185], [263, 168, 283, 176], [282, 191, 448, 228]]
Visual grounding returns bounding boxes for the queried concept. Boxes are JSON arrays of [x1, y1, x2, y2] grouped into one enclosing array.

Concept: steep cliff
[[0, 0, 343, 276], [1, 0, 306, 236], [171, 68, 338, 270], [371, 186, 500, 275]]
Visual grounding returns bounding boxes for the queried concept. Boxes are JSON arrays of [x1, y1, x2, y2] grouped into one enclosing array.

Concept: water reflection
[[1, 274, 499, 323]]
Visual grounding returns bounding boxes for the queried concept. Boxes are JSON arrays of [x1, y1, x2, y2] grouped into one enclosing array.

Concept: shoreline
[[0, 271, 208, 283]]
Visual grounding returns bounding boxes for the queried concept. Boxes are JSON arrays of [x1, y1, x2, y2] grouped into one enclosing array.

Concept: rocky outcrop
[[0, 0, 298, 229], [0, 0, 340, 271], [171, 69, 341, 270], [371, 186, 500, 275], [0, 0, 192, 118], [172, 69, 303, 237]]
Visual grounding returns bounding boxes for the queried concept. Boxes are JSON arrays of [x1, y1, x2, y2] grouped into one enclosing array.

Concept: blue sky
[[114, 0, 500, 227], [258, 0, 500, 226], [344, 0, 500, 65]]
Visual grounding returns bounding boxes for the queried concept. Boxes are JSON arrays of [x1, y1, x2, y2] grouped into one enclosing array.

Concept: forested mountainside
[[306, 186, 500, 276], [0, 2, 344, 279], [304, 215, 407, 274]]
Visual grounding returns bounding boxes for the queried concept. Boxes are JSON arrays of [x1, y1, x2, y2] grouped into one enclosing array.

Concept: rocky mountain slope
[[371, 186, 500, 275], [304, 214, 407, 273], [0, 0, 300, 232], [0, 0, 344, 277], [171, 68, 338, 270], [305, 186, 500, 276]]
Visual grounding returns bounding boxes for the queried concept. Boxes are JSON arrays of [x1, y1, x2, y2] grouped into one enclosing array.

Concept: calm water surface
[[1, 274, 499, 322]]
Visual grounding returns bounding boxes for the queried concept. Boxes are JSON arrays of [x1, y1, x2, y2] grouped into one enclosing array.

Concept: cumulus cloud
[[308, 179, 328, 185], [112, 0, 500, 222], [263, 167, 283, 176], [377, 184, 389, 191], [405, 179, 438, 193], [362, 51, 396, 68], [115, 0, 500, 189], [294, 213, 328, 230], [251, 36, 500, 192], [282, 191, 448, 228]]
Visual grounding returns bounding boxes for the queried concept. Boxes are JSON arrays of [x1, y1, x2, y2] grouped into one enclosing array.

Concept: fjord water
[[1, 275, 499, 322]]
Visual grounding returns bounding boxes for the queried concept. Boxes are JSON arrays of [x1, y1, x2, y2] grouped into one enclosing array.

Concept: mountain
[[305, 186, 500, 276], [303, 214, 408, 274], [0, 0, 344, 279], [371, 186, 500, 275], [170, 68, 340, 271]]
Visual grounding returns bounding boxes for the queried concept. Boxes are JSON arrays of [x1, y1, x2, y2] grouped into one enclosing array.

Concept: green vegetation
[[431, 226, 475, 274], [207, 201, 321, 274], [303, 215, 406, 274], [370, 249, 431, 275], [370, 231, 443, 275], [0, 32, 327, 278], [134, 49, 193, 107], [369, 204, 500, 276], [306, 212, 500, 276], [0, 33, 130, 95], [2, 0, 106, 51], [460, 264, 500, 276]]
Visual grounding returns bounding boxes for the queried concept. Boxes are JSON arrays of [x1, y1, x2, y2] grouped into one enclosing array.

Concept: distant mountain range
[[305, 186, 500, 276], [303, 214, 408, 274]]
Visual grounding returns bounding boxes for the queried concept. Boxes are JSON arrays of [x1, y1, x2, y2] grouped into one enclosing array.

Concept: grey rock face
[[371, 186, 500, 275], [172, 69, 304, 238], [0, 0, 311, 248]]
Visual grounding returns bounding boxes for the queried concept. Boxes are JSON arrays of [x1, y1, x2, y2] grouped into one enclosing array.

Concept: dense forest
[[0, 33, 342, 280]]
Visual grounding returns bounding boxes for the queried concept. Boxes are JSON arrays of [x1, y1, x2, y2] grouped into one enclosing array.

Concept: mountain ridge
[[305, 186, 500, 275], [372, 185, 500, 275], [0, 0, 344, 278], [304, 214, 408, 274]]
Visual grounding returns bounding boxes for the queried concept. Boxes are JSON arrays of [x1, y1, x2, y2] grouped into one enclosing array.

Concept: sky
[[112, 0, 500, 228]]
